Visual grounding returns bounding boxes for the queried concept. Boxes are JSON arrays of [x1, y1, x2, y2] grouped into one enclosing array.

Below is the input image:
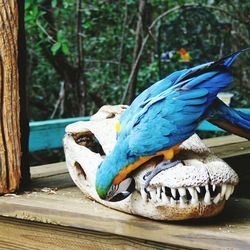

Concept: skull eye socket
[[106, 112, 115, 119], [74, 161, 86, 179], [73, 131, 105, 155]]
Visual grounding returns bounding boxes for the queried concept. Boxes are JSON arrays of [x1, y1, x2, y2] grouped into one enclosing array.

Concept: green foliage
[[51, 31, 70, 55], [25, 0, 250, 166], [25, 0, 250, 122]]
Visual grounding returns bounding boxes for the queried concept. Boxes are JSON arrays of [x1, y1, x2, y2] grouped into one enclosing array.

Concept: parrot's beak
[[105, 177, 135, 202]]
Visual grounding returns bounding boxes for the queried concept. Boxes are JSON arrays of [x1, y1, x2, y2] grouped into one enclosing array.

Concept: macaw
[[96, 49, 250, 201]]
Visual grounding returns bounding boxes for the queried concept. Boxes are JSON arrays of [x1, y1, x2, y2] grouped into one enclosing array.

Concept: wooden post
[[0, 1, 29, 193]]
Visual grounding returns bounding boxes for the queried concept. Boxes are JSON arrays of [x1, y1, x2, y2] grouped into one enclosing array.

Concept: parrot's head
[[95, 143, 136, 201]]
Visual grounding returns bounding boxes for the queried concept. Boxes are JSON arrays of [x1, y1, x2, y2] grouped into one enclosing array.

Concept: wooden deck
[[0, 135, 249, 249], [203, 134, 250, 159]]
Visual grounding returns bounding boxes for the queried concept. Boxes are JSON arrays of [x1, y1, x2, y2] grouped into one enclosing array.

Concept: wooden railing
[[29, 117, 89, 152], [29, 108, 250, 152]]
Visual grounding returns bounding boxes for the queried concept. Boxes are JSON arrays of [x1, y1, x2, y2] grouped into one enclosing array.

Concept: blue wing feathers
[[179, 97, 208, 105], [182, 104, 207, 113], [176, 89, 208, 100], [184, 71, 218, 88], [119, 49, 249, 156]]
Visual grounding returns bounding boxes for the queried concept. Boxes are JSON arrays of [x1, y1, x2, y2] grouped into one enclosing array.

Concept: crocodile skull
[[63, 105, 239, 221]]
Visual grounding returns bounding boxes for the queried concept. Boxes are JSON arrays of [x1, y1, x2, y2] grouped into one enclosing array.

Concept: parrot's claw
[[142, 160, 171, 180], [143, 160, 181, 191]]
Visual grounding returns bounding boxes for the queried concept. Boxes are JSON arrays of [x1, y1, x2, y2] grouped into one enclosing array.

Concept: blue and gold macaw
[[96, 49, 250, 201]]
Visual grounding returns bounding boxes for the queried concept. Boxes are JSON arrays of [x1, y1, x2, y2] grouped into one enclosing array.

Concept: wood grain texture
[[203, 135, 250, 158], [17, 0, 30, 189], [203, 135, 248, 147], [0, 161, 249, 249], [0, 0, 21, 193], [0, 137, 249, 249], [0, 217, 179, 250]]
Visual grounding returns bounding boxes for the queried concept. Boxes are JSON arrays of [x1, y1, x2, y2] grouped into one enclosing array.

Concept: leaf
[[62, 43, 69, 55], [51, 42, 61, 55], [56, 30, 63, 42], [32, 6, 39, 17], [25, 1, 31, 10], [25, 15, 33, 22], [52, 0, 57, 8], [63, 1, 69, 8]]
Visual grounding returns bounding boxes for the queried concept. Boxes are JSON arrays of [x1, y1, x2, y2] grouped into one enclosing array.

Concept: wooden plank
[[0, 217, 175, 250], [0, 188, 250, 249], [197, 120, 224, 131], [208, 141, 250, 159], [203, 135, 248, 147], [29, 117, 89, 152], [31, 162, 68, 179], [203, 135, 250, 158], [0, 163, 249, 249]]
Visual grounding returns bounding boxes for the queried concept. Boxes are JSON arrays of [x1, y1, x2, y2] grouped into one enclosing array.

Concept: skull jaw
[[63, 105, 238, 221], [64, 136, 226, 220]]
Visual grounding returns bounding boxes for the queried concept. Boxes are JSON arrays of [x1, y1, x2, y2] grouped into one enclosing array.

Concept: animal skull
[[63, 105, 239, 221]]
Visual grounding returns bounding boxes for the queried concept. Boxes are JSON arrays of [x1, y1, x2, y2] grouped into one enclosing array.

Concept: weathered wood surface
[[0, 158, 249, 249], [203, 135, 250, 158], [0, 217, 174, 250], [0, 1, 23, 193]]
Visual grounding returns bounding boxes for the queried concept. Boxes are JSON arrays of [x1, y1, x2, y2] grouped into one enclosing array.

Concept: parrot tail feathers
[[206, 98, 250, 139], [214, 48, 250, 68], [177, 48, 249, 83]]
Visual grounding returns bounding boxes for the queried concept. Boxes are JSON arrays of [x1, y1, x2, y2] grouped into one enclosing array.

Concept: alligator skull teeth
[[143, 183, 235, 207], [171, 188, 177, 198], [64, 105, 240, 221], [195, 186, 201, 193], [204, 190, 211, 205], [213, 193, 221, 204]]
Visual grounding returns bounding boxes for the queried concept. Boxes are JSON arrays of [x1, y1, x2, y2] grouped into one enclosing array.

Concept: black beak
[[105, 177, 135, 202]]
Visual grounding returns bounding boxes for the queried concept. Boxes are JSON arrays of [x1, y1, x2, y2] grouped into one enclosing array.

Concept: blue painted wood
[[197, 108, 250, 131], [29, 108, 250, 152], [197, 120, 224, 131], [29, 117, 90, 152]]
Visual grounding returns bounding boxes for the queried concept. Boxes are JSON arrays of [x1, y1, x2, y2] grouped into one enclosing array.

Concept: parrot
[[96, 49, 250, 202]]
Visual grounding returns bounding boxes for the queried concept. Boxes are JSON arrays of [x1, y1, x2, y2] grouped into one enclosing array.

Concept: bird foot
[[143, 160, 181, 191]]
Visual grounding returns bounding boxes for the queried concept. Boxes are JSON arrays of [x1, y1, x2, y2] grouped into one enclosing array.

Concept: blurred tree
[[26, 0, 86, 117], [126, 0, 148, 104], [157, 5, 232, 78], [25, 0, 250, 121]]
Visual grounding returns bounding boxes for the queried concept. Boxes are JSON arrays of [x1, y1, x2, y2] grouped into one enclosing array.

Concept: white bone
[[64, 105, 239, 221]]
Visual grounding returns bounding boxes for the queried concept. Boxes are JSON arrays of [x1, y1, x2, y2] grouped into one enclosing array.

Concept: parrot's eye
[[105, 177, 135, 202]]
